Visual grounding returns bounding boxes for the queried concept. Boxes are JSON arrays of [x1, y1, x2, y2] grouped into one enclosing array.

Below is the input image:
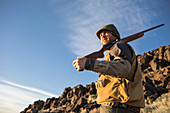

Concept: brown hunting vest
[[95, 42, 145, 108]]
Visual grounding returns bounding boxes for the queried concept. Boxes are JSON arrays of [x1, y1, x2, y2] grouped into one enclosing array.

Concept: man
[[73, 24, 145, 113]]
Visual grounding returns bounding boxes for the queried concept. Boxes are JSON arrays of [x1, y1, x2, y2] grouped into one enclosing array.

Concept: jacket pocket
[[96, 77, 130, 103], [95, 78, 111, 88], [95, 80, 103, 88]]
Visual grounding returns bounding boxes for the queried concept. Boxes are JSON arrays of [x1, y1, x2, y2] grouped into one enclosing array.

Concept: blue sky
[[0, 0, 169, 112]]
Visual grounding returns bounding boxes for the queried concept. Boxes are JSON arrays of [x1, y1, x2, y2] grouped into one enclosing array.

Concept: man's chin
[[104, 41, 110, 45], [103, 43, 109, 46]]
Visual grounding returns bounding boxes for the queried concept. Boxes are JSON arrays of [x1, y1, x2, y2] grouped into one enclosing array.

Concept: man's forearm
[[85, 57, 131, 78], [85, 58, 96, 70]]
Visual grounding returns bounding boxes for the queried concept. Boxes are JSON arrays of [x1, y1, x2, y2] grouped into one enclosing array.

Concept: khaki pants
[[100, 105, 140, 113]]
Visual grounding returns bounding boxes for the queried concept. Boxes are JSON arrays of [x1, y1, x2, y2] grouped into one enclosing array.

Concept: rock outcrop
[[137, 45, 170, 104], [21, 45, 170, 113]]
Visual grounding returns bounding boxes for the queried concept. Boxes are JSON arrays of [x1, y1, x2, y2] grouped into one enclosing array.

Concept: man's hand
[[73, 57, 87, 72]]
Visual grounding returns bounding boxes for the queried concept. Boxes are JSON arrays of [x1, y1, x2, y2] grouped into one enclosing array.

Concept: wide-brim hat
[[96, 24, 120, 40]]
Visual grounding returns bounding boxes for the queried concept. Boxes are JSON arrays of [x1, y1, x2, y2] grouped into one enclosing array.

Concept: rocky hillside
[[21, 45, 170, 113]]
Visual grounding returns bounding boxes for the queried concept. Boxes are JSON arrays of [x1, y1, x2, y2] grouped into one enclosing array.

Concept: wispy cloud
[[62, 0, 159, 55], [0, 79, 58, 97], [0, 78, 58, 113]]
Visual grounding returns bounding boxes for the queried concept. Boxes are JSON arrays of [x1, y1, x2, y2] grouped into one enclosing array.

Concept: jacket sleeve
[[85, 42, 133, 78]]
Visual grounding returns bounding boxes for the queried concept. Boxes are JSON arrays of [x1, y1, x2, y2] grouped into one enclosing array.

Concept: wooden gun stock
[[85, 24, 164, 59]]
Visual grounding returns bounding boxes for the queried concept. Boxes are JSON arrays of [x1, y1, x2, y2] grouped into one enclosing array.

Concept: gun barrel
[[119, 24, 164, 43], [141, 24, 164, 33]]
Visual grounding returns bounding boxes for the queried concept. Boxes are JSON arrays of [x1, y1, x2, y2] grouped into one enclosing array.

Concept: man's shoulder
[[111, 42, 133, 51], [115, 42, 132, 49], [110, 41, 135, 63]]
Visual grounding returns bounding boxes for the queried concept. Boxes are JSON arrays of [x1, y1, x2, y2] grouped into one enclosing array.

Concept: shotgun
[[84, 24, 164, 59]]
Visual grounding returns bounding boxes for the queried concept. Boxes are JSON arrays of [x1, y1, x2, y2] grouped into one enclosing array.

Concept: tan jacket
[[86, 42, 145, 108]]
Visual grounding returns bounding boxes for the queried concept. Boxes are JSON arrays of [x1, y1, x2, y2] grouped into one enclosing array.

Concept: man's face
[[100, 30, 117, 45]]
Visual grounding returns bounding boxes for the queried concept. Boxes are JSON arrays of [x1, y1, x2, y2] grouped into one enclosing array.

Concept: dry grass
[[141, 93, 170, 113]]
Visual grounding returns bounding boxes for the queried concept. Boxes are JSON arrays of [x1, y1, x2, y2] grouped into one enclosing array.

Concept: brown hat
[[96, 24, 120, 40]]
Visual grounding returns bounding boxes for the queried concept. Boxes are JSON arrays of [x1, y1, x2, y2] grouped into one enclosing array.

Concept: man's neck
[[103, 41, 117, 50]]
